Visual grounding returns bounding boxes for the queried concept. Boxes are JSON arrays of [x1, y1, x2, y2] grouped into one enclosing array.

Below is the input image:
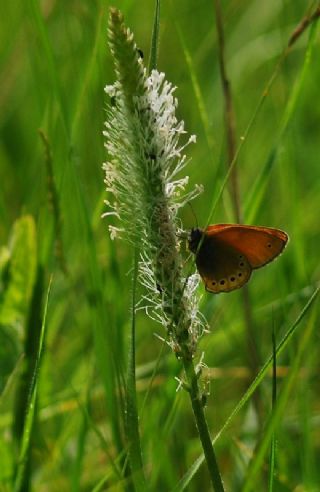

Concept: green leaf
[[0, 215, 37, 333]]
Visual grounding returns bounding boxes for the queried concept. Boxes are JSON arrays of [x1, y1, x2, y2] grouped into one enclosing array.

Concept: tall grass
[[0, 1, 319, 490]]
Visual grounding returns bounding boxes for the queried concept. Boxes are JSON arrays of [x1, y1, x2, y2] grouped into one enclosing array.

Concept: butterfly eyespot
[[239, 255, 243, 259], [238, 272, 242, 277], [239, 262, 244, 267], [230, 276, 236, 282], [211, 281, 216, 286], [267, 243, 272, 248], [219, 279, 226, 286]]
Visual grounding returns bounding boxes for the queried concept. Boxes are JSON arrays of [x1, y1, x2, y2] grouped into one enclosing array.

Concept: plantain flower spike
[[103, 8, 205, 358]]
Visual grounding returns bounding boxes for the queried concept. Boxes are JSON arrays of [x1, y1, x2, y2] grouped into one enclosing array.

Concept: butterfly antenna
[[187, 202, 198, 228]]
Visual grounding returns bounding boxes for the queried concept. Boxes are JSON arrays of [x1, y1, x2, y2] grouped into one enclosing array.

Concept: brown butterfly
[[188, 224, 288, 293]]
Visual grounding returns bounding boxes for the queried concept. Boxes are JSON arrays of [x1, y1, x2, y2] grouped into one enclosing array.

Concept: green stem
[[183, 359, 225, 492], [148, 0, 160, 73], [125, 249, 145, 491]]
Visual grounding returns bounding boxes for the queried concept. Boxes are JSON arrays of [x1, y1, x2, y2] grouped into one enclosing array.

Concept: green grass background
[[0, 0, 319, 490]]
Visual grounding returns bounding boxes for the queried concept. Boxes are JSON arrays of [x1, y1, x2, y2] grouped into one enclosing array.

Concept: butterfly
[[188, 224, 288, 293]]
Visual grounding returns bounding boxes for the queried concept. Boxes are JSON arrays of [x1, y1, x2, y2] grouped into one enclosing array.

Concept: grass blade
[[172, 285, 319, 491], [268, 323, 277, 492], [243, 307, 317, 491], [176, 24, 216, 154], [13, 276, 51, 492], [244, 18, 319, 223]]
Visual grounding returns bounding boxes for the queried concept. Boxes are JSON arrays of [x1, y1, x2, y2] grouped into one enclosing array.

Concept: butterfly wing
[[196, 234, 252, 293], [205, 224, 288, 269]]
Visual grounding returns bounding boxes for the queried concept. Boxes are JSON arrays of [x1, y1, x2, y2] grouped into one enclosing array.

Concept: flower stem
[[183, 358, 225, 492], [105, 8, 225, 489]]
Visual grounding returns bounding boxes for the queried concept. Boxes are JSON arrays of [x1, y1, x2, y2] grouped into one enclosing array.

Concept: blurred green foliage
[[0, 1, 319, 490]]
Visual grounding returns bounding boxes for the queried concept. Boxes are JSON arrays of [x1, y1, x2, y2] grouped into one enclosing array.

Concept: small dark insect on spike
[[144, 151, 157, 161], [137, 48, 144, 59], [156, 282, 163, 293]]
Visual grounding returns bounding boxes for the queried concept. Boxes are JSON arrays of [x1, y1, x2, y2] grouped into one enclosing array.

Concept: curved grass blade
[[13, 277, 52, 492], [172, 285, 319, 491], [206, 7, 319, 227], [243, 307, 317, 491], [244, 19, 319, 223], [175, 24, 216, 154]]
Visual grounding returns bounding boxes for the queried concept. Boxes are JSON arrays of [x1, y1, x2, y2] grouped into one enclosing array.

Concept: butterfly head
[[188, 228, 203, 254]]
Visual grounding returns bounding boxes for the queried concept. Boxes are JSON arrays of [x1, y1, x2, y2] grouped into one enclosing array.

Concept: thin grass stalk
[[175, 24, 216, 154], [212, 0, 320, 428], [125, 249, 146, 491], [213, 0, 240, 223], [206, 2, 320, 226], [213, 0, 263, 424], [148, 0, 161, 73], [244, 13, 320, 223], [268, 324, 277, 491], [242, 308, 317, 491], [173, 285, 319, 491], [38, 130, 68, 275]]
